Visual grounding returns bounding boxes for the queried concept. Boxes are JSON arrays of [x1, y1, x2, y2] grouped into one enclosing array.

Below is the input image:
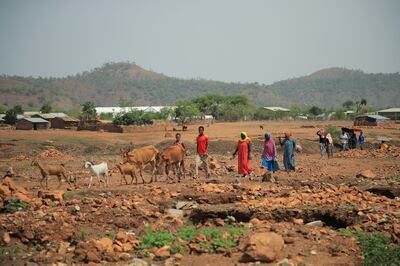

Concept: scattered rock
[[128, 258, 149, 266], [167, 208, 183, 218], [121, 242, 133, 252], [154, 245, 170, 257], [356, 170, 376, 179], [96, 237, 113, 252], [276, 258, 295, 266], [215, 218, 225, 226], [240, 232, 284, 263], [292, 218, 304, 225], [116, 230, 128, 243], [86, 251, 101, 263], [38, 190, 64, 203], [305, 220, 324, 227], [1, 232, 11, 244]]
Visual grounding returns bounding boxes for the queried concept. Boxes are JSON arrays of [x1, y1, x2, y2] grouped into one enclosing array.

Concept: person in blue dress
[[279, 132, 296, 173]]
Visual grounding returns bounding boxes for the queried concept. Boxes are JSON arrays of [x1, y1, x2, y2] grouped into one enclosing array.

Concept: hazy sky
[[0, 0, 399, 84]]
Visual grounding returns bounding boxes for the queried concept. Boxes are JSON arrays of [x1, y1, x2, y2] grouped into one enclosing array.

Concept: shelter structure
[[353, 115, 390, 126], [16, 118, 49, 130], [377, 108, 400, 120]]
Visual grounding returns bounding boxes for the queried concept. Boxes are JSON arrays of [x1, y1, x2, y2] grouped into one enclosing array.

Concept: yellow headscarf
[[239, 132, 251, 142]]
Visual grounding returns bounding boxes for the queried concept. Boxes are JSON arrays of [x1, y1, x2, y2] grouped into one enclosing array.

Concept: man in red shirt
[[195, 126, 210, 178]]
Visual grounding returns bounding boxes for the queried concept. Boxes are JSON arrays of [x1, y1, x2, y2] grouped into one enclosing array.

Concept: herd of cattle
[[31, 144, 186, 189]]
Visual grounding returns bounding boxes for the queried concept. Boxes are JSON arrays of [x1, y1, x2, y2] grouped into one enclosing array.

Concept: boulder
[[1, 232, 11, 244], [96, 237, 113, 252], [240, 232, 284, 263], [116, 230, 128, 243], [86, 251, 101, 263], [356, 170, 376, 179], [2, 177, 17, 191], [154, 245, 170, 257], [167, 208, 183, 218], [0, 184, 11, 198]]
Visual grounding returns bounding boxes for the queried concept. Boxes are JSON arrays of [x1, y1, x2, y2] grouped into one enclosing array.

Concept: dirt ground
[[0, 120, 399, 266]]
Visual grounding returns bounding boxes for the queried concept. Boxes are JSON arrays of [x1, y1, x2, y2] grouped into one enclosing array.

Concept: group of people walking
[[231, 131, 297, 181], [176, 126, 366, 182], [181, 126, 297, 181], [340, 130, 365, 151]]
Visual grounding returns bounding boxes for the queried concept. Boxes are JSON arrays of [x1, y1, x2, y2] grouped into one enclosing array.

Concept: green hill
[[0, 62, 399, 109]]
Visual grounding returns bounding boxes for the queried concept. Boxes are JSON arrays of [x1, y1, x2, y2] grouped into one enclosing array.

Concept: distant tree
[[332, 109, 345, 120], [254, 107, 272, 120], [158, 107, 174, 120], [4, 108, 17, 125], [356, 98, 368, 114], [309, 105, 323, 116], [80, 101, 97, 121], [12, 105, 23, 115], [174, 100, 200, 125], [0, 104, 6, 114], [360, 98, 367, 106], [40, 102, 52, 113], [192, 94, 224, 117], [113, 110, 153, 125], [342, 100, 354, 109]]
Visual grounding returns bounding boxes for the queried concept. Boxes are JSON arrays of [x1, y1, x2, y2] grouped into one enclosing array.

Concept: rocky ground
[[0, 121, 399, 265]]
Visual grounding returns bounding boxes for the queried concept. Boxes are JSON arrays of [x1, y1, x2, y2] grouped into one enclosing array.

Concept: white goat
[[84, 161, 109, 189]]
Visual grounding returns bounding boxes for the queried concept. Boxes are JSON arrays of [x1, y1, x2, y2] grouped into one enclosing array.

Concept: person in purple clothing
[[261, 132, 280, 173]]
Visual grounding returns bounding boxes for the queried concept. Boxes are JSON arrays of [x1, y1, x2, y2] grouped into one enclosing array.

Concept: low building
[[16, 118, 49, 130], [51, 116, 79, 129], [377, 108, 400, 120], [353, 115, 390, 126]]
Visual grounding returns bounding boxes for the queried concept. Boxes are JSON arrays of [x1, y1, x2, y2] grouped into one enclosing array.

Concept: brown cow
[[158, 144, 185, 182], [122, 145, 160, 183]]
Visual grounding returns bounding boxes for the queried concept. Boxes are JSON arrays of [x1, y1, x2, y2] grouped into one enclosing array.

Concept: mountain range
[[1, 62, 399, 109]]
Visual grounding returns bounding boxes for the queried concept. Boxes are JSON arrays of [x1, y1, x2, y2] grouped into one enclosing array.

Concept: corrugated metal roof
[[51, 112, 67, 117], [377, 108, 400, 113], [22, 118, 49, 123], [263, 106, 291, 112], [356, 114, 390, 120], [56, 116, 78, 122], [36, 113, 56, 119]]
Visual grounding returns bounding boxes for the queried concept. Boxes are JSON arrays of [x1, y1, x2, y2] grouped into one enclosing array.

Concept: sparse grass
[[113, 135, 131, 141], [64, 191, 74, 201], [52, 136, 100, 145], [1, 199, 29, 213], [0, 244, 25, 260], [105, 230, 116, 240], [385, 175, 400, 186], [139, 224, 246, 256], [19, 161, 34, 170], [341, 203, 356, 210], [340, 229, 400, 266]]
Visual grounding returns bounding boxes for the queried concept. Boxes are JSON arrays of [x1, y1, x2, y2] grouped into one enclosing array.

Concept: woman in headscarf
[[261, 132, 279, 173], [232, 132, 252, 178], [279, 132, 296, 173], [326, 133, 333, 159]]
